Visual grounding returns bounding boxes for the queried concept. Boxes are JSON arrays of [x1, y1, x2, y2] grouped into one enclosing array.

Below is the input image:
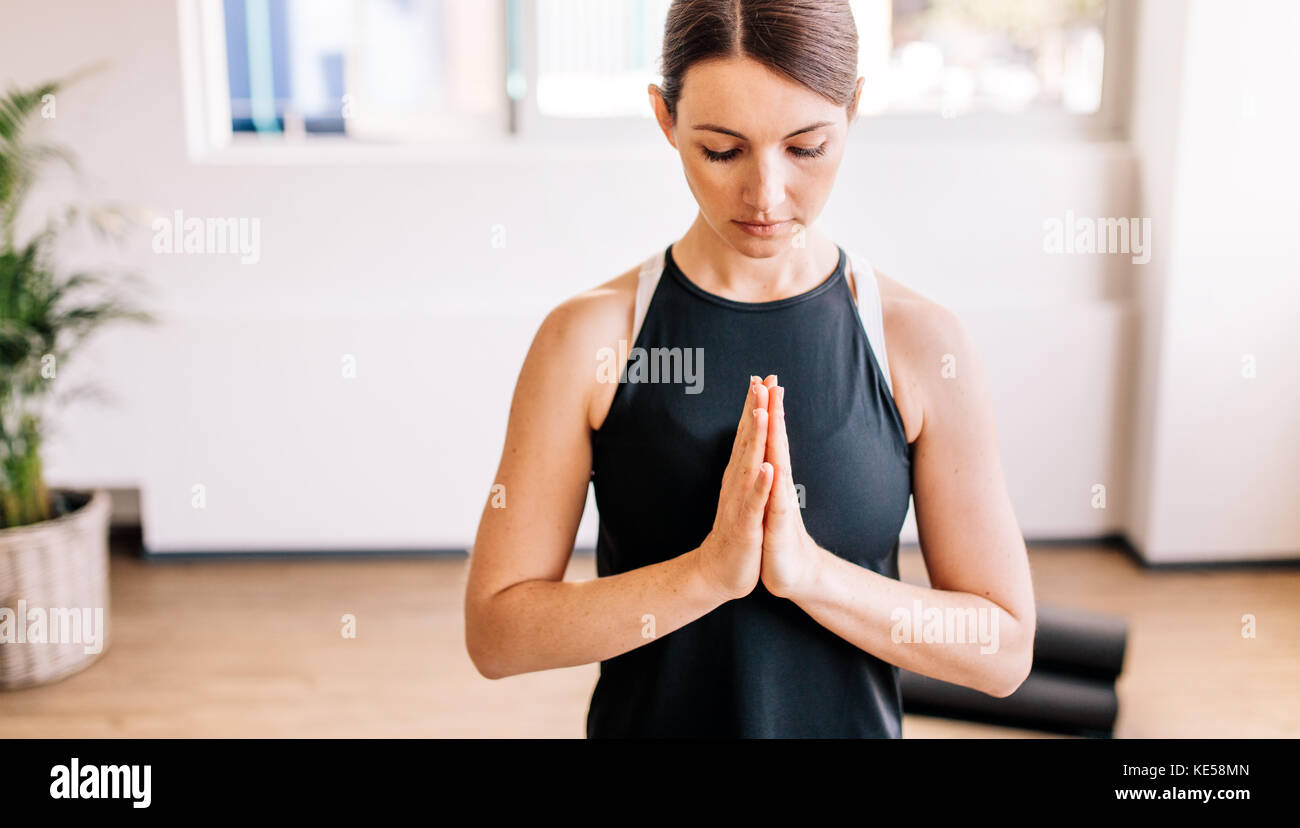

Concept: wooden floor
[[1, 541, 1296, 738]]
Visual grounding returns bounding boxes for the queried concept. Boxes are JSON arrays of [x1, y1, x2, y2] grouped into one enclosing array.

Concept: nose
[[742, 149, 786, 217]]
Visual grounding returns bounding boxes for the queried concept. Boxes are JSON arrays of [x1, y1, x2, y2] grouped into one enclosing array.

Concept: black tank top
[[587, 242, 913, 738]]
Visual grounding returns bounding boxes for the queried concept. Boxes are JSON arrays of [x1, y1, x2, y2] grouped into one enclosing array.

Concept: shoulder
[[536, 264, 639, 350], [528, 262, 641, 428], [875, 270, 969, 358], [873, 269, 978, 445]]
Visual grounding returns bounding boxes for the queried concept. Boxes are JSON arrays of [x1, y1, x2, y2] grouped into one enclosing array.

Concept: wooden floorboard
[[1, 541, 1295, 738]]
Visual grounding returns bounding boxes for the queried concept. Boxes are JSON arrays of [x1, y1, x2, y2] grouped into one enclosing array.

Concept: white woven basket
[[0, 488, 112, 691]]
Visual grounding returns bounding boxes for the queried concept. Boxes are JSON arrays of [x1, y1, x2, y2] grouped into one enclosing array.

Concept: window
[[223, 0, 349, 133], [180, 0, 1122, 154], [532, 0, 672, 118], [216, 0, 505, 140], [857, 0, 1108, 117], [520, 0, 1111, 131]]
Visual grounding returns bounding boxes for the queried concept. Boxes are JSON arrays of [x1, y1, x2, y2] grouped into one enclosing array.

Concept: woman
[[465, 0, 1036, 738]]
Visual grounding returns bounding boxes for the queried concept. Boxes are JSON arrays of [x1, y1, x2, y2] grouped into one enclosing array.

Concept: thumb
[[745, 462, 774, 519], [767, 460, 792, 517]]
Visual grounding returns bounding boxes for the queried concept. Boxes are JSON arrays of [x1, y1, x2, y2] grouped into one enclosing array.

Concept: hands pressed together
[[698, 374, 825, 602]]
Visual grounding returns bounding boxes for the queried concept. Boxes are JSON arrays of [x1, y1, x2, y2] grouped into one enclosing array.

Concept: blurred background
[[0, 0, 1295, 738]]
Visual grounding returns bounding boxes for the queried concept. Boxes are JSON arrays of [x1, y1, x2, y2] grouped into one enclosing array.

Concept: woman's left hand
[[757, 376, 825, 599]]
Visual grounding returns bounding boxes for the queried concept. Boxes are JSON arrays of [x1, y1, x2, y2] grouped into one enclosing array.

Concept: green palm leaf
[[0, 66, 152, 528]]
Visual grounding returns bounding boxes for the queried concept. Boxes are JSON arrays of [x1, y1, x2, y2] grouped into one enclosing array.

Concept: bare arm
[[464, 296, 774, 679], [773, 303, 1036, 697]]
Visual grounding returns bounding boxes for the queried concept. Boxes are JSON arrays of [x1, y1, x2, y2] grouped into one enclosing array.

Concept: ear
[[849, 76, 865, 122], [648, 83, 677, 148]]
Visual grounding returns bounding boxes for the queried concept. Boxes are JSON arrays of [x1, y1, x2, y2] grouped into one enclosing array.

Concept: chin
[[730, 227, 791, 252]]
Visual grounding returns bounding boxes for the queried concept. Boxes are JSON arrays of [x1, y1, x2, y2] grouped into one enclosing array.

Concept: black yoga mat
[[900, 668, 1119, 737], [1031, 603, 1128, 681], [888, 584, 1128, 735]]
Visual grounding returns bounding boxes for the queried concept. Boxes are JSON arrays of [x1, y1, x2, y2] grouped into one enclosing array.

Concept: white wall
[[4, 0, 1257, 559], [1125, 0, 1300, 562]]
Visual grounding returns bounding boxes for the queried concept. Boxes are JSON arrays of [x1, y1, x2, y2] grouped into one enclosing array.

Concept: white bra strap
[[631, 247, 665, 347], [847, 250, 894, 397]]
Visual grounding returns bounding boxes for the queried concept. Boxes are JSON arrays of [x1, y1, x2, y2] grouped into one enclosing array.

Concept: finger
[[745, 399, 769, 475], [729, 377, 761, 471], [752, 379, 769, 423], [769, 385, 794, 491], [763, 376, 779, 436], [744, 461, 774, 519], [729, 379, 769, 490], [735, 376, 760, 435]]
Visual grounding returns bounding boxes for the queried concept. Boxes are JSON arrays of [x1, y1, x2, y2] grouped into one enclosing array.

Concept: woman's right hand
[[696, 376, 775, 601]]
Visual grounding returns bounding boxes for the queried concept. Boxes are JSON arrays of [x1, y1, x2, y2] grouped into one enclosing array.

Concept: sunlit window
[[223, 0, 349, 133], [534, 0, 672, 118], [856, 0, 1108, 117], [531, 0, 1107, 120], [209, 0, 1110, 144], [221, 0, 505, 140]]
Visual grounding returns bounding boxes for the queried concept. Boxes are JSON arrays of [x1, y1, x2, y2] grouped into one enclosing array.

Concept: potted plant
[[0, 73, 155, 690]]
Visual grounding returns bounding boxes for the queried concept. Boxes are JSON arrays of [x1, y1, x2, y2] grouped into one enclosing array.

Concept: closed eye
[[701, 147, 740, 162], [789, 143, 828, 159], [700, 144, 828, 163]]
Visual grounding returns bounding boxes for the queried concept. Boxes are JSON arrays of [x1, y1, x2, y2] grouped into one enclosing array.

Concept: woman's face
[[652, 56, 862, 254]]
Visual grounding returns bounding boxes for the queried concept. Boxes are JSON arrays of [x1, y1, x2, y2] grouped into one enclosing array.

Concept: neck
[[672, 213, 840, 303]]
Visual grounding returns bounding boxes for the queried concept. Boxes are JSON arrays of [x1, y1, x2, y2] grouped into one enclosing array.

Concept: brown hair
[[658, 0, 861, 124]]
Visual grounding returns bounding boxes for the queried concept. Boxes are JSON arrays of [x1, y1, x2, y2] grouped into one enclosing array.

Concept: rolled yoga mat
[[1029, 603, 1128, 681], [892, 593, 1128, 736], [899, 668, 1120, 737]]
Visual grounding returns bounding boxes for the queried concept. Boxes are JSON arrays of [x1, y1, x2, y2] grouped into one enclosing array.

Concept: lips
[[733, 219, 792, 237]]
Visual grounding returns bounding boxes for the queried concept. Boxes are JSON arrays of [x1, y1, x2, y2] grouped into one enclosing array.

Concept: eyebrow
[[691, 121, 834, 140]]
